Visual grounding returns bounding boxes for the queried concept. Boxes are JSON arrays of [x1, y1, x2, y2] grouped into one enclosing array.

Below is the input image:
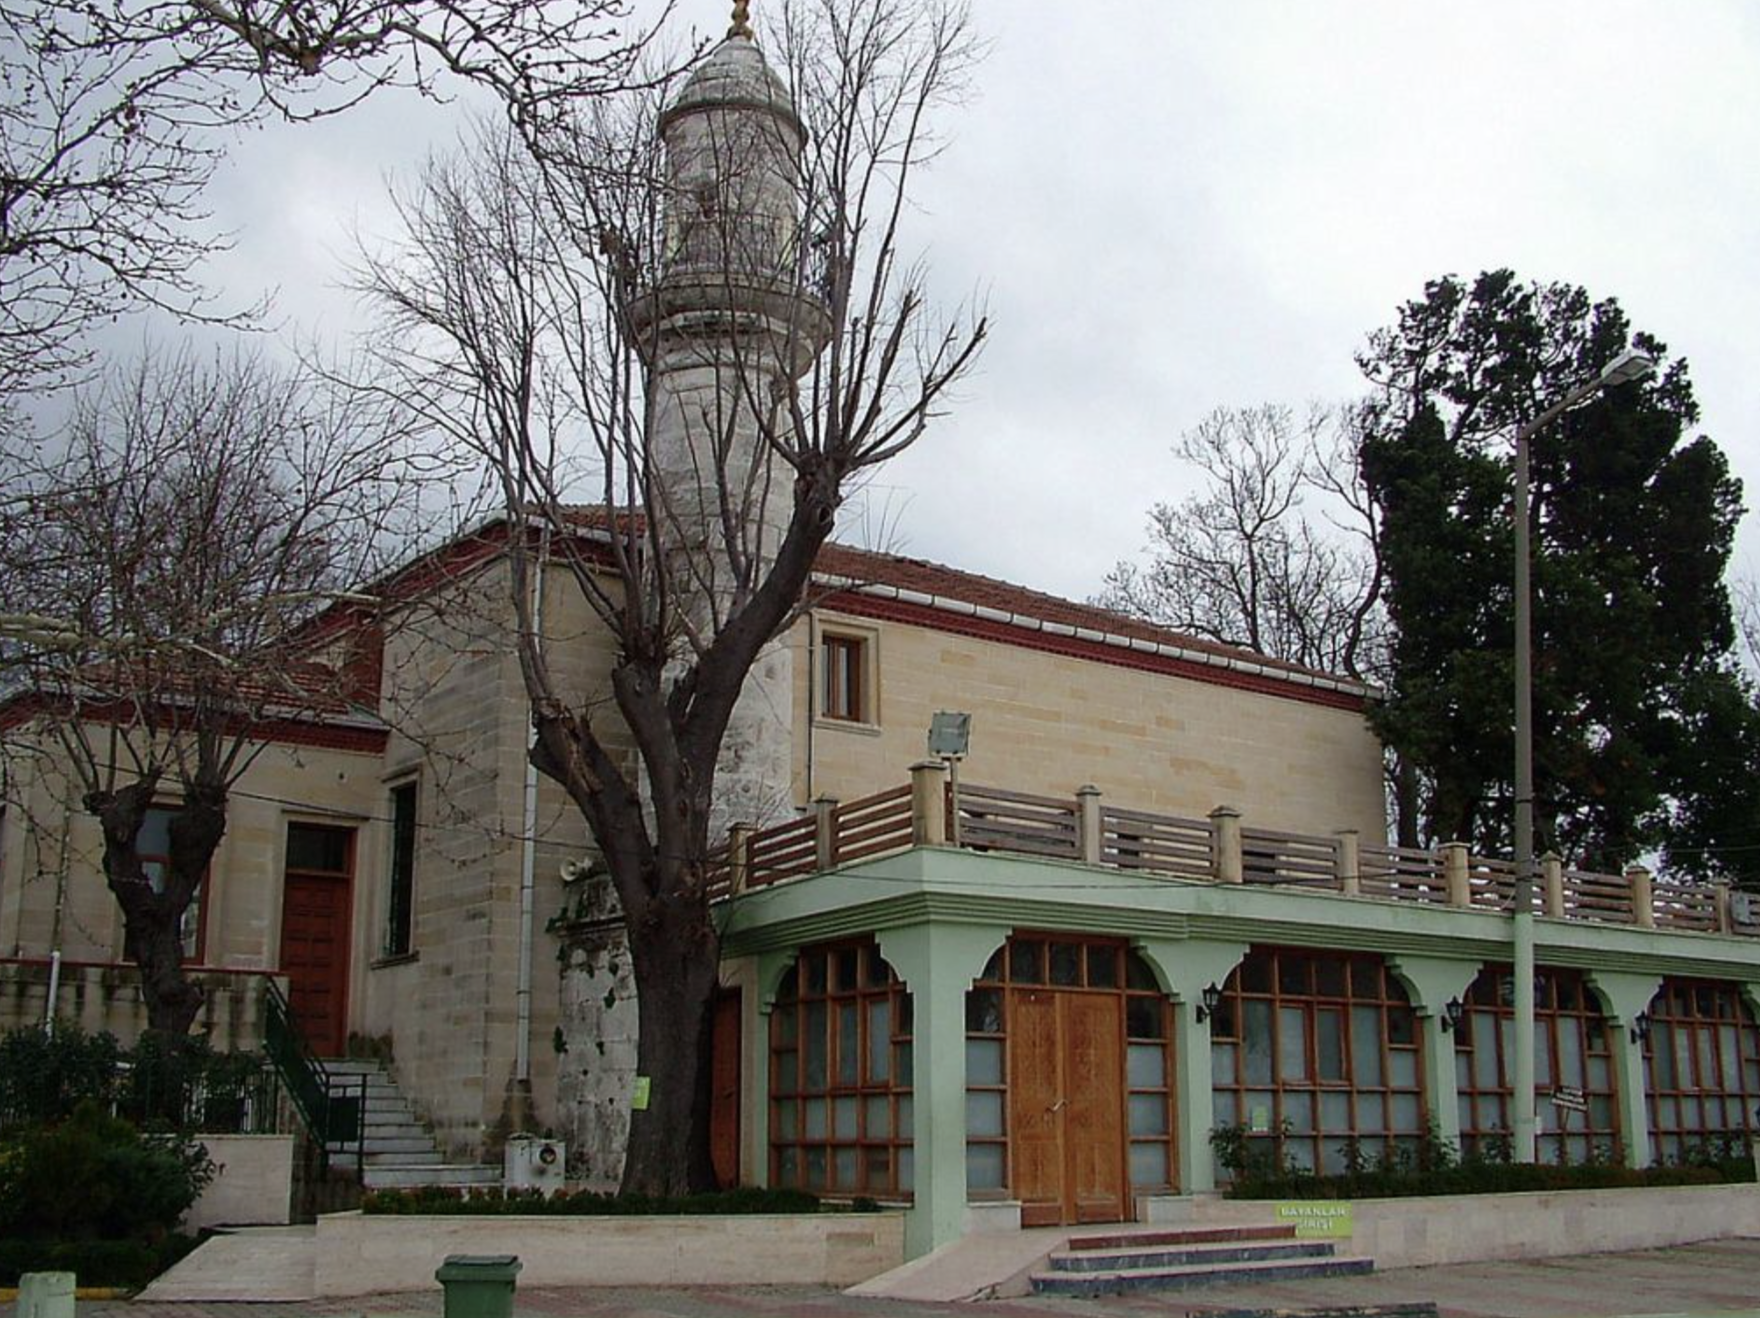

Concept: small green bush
[[0, 1026, 124, 1131], [0, 1235, 200, 1288], [0, 1102, 214, 1242], [362, 1184, 827, 1216], [1209, 1120, 1754, 1200]]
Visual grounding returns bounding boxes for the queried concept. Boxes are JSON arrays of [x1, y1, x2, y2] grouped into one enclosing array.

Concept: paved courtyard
[[11, 1238, 1760, 1318]]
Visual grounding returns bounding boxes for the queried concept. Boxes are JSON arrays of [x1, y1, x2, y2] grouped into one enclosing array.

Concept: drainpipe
[[44, 950, 61, 1036], [515, 529, 549, 1088]]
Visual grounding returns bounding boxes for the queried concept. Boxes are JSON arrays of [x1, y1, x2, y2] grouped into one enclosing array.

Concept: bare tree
[[355, 0, 984, 1193], [1099, 404, 1385, 681], [0, 345, 415, 1035], [0, 0, 652, 408]]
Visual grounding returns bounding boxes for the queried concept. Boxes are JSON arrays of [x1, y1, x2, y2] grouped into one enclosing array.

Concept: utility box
[[435, 1254, 521, 1318], [18, 1273, 75, 1318], [503, 1135, 566, 1194]]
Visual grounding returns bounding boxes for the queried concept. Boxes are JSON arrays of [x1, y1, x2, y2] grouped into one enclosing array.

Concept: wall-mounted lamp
[[1630, 1012, 1652, 1046], [1195, 983, 1223, 1024], [1440, 998, 1466, 1032]]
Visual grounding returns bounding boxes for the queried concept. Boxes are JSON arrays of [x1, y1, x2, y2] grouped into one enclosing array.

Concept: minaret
[[628, 2, 831, 835]]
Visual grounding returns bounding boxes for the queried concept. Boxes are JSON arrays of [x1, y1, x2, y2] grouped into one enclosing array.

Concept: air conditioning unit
[[504, 1135, 567, 1194]]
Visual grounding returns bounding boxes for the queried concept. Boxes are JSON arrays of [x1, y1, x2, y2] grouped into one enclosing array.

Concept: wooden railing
[[707, 763, 1757, 937]]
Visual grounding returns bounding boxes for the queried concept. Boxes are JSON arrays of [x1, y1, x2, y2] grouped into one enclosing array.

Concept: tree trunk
[[619, 892, 723, 1195], [87, 780, 228, 1039]]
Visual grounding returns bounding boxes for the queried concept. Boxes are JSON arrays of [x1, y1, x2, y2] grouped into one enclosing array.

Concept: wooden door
[[279, 824, 354, 1057], [1008, 988, 1128, 1225], [709, 989, 742, 1187]]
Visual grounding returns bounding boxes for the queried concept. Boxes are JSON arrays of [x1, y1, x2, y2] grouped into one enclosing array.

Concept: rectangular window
[[128, 806, 206, 962], [385, 782, 417, 957], [820, 634, 866, 723]]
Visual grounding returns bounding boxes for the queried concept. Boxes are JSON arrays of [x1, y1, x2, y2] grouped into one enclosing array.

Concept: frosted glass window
[[1279, 1007, 1309, 1080], [1130, 1142, 1169, 1186], [1388, 1049, 1417, 1089], [834, 1096, 858, 1139], [967, 1038, 1003, 1086], [868, 1000, 891, 1083], [1352, 1007, 1383, 1086], [1128, 1043, 1166, 1088], [1129, 1094, 1169, 1136], [966, 1091, 1004, 1138], [1316, 1009, 1345, 1082], [967, 1143, 1005, 1190]]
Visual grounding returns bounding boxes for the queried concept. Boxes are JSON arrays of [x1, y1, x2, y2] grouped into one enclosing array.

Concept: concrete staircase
[[323, 1060, 500, 1192], [1029, 1223, 1374, 1297]]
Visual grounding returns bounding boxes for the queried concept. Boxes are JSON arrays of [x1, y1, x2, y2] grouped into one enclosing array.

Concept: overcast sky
[[174, 0, 1760, 605]]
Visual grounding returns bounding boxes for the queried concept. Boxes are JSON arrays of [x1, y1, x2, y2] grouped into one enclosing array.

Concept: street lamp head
[[1597, 349, 1656, 389]]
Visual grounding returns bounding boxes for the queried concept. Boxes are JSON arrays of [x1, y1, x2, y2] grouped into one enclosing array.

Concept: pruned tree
[[354, 0, 984, 1193], [1357, 270, 1746, 873], [0, 0, 651, 408], [1099, 403, 1386, 682], [0, 345, 415, 1035]]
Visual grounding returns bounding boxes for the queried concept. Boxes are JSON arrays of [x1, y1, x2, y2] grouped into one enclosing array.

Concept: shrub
[[0, 1101, 214, 1242], [0, 1235, 200, 1289], [0, 1026, 124, 1131], [362, 1184, 827, 1216], [1209, 1120, 1754, 1200]]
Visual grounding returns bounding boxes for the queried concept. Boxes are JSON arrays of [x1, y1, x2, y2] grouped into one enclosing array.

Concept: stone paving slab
[[5, 1239, 1760, 1318]]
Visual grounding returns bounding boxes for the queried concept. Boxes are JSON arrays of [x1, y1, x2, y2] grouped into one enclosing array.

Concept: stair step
[[1031, 1254, 1374, 1297], [1051, 1241, 1338, 1273], [363, 1150, 445, 1168], [363, 1163, 503, 1190], [1067, 1224, 1298, 1252]]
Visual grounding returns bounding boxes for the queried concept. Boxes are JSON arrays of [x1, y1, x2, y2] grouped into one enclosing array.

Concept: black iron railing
[[262, 979, 364, 1175]]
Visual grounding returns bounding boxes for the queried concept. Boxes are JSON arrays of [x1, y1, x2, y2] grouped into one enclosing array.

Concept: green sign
[[1274, 1201, 1353, 1239], [632, 1075, 651, 1111]]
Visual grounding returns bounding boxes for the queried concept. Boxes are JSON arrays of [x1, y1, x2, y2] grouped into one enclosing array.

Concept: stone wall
[[791, 606, 1386, 841]]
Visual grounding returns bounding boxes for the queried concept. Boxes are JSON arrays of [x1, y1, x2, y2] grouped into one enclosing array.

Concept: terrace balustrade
[[707, 763, 1752, 938]]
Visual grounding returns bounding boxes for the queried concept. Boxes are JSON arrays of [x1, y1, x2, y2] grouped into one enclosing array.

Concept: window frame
[[1643, 978, 1760, 1164], [382, 779, 418, 959], [769, 939, 913, 1199], [813, 620, 879, 729], [1209, 947, 1426, 1177], [1453, 966, 1621, 1164], [121, 803, 210, 964]]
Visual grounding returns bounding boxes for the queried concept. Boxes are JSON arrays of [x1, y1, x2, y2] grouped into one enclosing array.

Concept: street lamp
[[1509, 347, 1654, 1161]]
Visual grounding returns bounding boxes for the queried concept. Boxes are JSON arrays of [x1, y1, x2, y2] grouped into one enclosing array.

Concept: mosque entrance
[[1008, 986, 1128, 1225], [967, 936, 1178, 1227]]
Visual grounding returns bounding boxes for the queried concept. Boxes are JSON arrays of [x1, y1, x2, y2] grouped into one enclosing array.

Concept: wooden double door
[[1008, 987, 1128, 1226]]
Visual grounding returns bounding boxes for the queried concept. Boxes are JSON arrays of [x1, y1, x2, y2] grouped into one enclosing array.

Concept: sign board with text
[[1273, 1201, 1353, 1239]]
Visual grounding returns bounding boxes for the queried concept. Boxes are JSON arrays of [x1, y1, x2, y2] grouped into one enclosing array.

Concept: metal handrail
[[262, 979, 365, 1176]]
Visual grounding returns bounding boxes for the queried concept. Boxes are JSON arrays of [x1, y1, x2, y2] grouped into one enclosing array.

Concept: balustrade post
[[1714, 878, 1733, 934], [1077, 785, 1103, 866], [812, 796, 839, 872], [1209, 805, 1243, 883], [1541, 852, 1565, 918], [909, 761, 949, 847], [730, 824, 754, 894], [1334, 829, 1360, 896], [1442, 842, 1471, 907], [1626, 864, 1654, 928]]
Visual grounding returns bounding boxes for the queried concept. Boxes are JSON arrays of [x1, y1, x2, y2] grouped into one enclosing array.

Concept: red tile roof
[[814, 542, 1342, 684]]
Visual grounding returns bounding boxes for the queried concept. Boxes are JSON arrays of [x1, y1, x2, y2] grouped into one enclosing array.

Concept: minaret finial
[[728, 0, 752, 39]]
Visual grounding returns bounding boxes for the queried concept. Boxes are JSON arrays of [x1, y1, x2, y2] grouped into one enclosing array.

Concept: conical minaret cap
[[659, 5, 799, 136]]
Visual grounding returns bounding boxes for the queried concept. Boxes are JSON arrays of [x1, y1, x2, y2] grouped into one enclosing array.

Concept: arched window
[[1210, 948, 1425, 1176], [769, 940, 912, 1197], [1644, 979, 1760, 1164], [1453, 967, 1619, 1164], [964, 936, 1177, 1202]]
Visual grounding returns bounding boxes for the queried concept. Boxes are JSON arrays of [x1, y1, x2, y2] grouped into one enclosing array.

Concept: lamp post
[[1509, 347, 1654, 1162]]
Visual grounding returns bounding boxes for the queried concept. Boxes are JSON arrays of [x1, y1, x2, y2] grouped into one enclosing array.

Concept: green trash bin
[[435, 1254, 522, 1318]]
